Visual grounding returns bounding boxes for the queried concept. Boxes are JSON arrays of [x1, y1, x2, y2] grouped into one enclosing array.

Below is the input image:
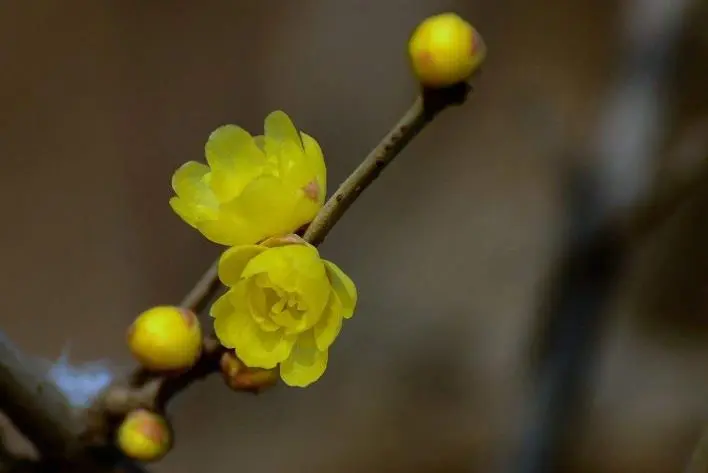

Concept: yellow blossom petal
[[277, 246, 331, 327], [169, 197, 218, 228], [313, 291, 343, 351], [283, 244, 327, 278], [171, 161, 216, 205], [241, 246, 293, 289], [213, 285, 295, 369], [210, 291, 234, 320], [241, 244, 322, 289], [292, 277, 330, 332], [324, 261, 357, 319], [228, 276, 281, 332], [290, 187, 323, 226], [224, 175, 305, 240], [253, 135, 266, 152], [195, 214, 261, 246], [252, 135, 279, 165], [269, 305, 305, 332], [169, 162, 220, 227], [218, 245, 265, 287], [280, 331, 328, 387], [300, 132, 327, 199], [264, 111, 302, 148], [278, 140, 316, 190], [247, 281, 281, 332], [205, 125, 266, 202]]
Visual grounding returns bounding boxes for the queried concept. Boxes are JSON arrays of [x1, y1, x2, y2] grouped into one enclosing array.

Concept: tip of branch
[[421, 82, 473, 116]]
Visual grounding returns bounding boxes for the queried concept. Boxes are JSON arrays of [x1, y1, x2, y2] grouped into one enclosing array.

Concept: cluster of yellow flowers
[[116, 11, 483, 463], [171, 110, 357, 388]]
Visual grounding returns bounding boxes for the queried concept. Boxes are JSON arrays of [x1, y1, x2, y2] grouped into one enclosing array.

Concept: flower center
[[263, 286, 307, 328], [252, 274, 309, 332]]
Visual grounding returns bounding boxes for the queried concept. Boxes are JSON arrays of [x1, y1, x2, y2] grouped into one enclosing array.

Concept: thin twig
[[179, 261, 220, 314], [304, 83, 470, 245], [685, 426, 708, 473]]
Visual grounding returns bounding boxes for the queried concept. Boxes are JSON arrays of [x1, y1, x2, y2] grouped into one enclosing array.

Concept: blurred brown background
[[1, 1, 708, 472]]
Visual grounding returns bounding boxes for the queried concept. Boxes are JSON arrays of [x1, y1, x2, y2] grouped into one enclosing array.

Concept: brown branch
[[0, 332, 82, 459], [178, 261, 220, 314], [304, 83, 470, 246], [0, 267, 221, 469], [685, 425, 708, 473]]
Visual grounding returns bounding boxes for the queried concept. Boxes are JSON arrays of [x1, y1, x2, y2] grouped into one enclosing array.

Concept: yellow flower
[[408, 13, 486, 87], [210, 235, 357, 387], [169, 111, 327, 246]]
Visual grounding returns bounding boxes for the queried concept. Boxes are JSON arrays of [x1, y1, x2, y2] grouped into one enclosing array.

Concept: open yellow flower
[[169, 111, 327, 246], [210, 235, 357, 387]]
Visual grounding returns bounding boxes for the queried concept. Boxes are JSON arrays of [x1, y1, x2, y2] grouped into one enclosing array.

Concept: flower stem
[[304, 82, 471, 246], [179, 261, 220, 314]]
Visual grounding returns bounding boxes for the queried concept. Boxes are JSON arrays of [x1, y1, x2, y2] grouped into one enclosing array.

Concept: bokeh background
[[1, 1, 708, 472]]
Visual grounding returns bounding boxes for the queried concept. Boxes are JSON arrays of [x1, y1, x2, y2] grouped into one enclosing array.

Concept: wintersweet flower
[[210, 235, 357, 387], [169, 111, 327, 246]]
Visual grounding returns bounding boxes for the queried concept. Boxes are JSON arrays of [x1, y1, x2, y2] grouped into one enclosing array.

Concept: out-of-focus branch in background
[[0, 333, 81, 460], [684, 425, 708, 473], [508, 0, 698, 472]]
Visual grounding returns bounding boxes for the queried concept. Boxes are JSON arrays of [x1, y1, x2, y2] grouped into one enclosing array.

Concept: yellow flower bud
[[408, 12, 486, 87], [219, 350, 243, 380], [116, 409, 171, 462], [127, 306, 202, 371], [219, 351, 278, 393]]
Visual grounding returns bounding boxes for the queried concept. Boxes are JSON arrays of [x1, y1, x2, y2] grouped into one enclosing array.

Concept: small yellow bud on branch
[[116, 409, 171, 463], [408, 13, 486, 88], [219, 351, 278, 393], [127, 306, 203, 372], [304, 13, 485, 245]]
